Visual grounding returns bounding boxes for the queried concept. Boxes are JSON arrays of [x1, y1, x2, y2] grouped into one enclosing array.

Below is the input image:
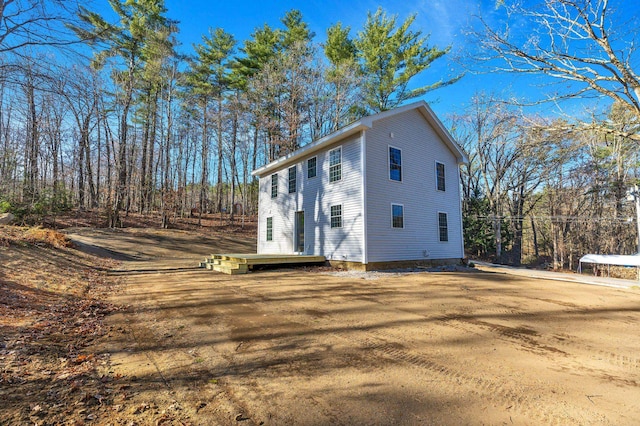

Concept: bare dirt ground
[[3, 226, 640, 425]]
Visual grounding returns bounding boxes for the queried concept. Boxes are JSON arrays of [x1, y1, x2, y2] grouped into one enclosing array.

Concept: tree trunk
[[216, 97, 224, 214], [229, 110, 238, 223], [112, 61, 136, 228], [199, 101, 209, 225], [530, 216, 539, 258], [148, 89, 159, 212], [139, 87, 152, 213]]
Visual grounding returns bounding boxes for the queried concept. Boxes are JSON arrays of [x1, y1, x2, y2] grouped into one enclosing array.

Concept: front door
[[295, 211, 305, 253]]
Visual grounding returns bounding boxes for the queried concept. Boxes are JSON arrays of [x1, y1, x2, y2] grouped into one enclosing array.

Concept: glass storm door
[[295, 211, 305, 253]]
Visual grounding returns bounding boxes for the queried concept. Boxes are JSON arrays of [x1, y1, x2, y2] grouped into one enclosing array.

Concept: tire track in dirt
[[355, 289, 640, 374], [438, 314, 566, 355], [550, 334, 640, 371], [436, 295, 640, 372], [230, 283, 602, 425], [325, 325, 606, 425], [350, 293, 567, 356]]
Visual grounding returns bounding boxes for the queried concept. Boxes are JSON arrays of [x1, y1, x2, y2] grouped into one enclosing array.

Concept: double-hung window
[[271, 174, 278, 198], [438, 212, 448, 242], [392, 204, 404, 228], [389, 147, 402, 182], [307, 157, 317, 179], [288, 166, 297, 193], [329, 147, 342, 182], [436, 162, 445, 191], [330, 205, 342, 228], [266, 217, 273, 241]]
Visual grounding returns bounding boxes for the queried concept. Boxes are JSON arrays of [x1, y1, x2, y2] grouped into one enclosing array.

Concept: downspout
[[361, 130, 368, 265]]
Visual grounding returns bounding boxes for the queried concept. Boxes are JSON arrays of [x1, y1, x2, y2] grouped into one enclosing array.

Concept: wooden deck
[[200, 253, 326, 274]]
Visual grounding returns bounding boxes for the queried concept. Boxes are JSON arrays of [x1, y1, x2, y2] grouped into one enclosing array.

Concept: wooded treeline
[[454, 94, 639, 268], [0, 0, 639, 269], [0, 0, 453, 228]]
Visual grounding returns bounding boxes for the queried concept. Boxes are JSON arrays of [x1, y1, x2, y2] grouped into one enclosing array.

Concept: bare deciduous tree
[[477, 0, 640, 139]]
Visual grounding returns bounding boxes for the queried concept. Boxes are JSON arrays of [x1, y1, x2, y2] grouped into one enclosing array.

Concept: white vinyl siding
[[365, 109, 464, 261], [255, 104, 464, 264], [256, 135, 363, 262]]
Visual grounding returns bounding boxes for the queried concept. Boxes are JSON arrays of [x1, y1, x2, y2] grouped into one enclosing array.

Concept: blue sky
[[94, 0, 639, 121], [163, 0, 486, 117]]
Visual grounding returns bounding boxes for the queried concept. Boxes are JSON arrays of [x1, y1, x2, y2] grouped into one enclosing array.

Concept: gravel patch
[[325, 265, 475, 280]]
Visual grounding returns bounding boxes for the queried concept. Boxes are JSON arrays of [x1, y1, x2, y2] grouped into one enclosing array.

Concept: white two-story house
[[251, 101, 468, 270]]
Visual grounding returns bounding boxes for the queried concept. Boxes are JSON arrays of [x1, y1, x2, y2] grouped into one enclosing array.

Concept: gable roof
[[251, 100, 468, 178]]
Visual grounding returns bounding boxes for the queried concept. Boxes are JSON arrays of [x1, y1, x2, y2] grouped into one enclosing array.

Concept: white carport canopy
[[578, 254, 640, 280]]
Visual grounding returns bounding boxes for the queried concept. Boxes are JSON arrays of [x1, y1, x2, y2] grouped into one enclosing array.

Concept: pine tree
[[355, 8, 460, 112]]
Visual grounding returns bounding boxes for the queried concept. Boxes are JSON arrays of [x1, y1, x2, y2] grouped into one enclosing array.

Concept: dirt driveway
[[68, 228, 640, 425]]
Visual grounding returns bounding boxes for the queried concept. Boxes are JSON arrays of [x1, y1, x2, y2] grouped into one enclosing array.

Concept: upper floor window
[[307, 157, 317, 179], [288, 166, 297, 193], [271, 174, 278, 198], [330, 204, 342, 228], [389, 147, 402, 182], [436, 162, 445, 191], [391, 204, 404, 228], [329, 147, 342, 182], [438, 212, 448, 242]]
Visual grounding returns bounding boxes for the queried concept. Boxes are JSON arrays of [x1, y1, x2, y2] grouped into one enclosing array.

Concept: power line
[[469, 215, 635, 223]]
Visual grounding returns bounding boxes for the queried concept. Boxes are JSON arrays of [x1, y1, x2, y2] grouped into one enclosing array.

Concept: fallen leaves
[[0, 233, 121, 425]]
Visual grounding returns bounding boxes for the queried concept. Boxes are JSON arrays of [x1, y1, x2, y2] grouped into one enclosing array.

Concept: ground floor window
[[330, 205, 342, 228], [391, 204, 404, 228], [266, 217, 273, 241], [438, 212, 448, 242]]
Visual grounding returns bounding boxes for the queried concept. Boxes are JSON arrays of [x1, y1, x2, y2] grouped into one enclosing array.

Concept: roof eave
[[251, 120, 370, 177]]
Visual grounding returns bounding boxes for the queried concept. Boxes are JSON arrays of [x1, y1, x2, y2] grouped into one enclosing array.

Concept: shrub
[[0, 199, 11, 213]]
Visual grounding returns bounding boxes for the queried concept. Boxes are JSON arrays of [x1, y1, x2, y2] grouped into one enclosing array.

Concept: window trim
[[329, 146, 342, 183], [288, 166, 297, 194], [330, 204, 343, 229], [435, 161, 446, 192], [271, 174, 278, 198], [266, 216, 273, 241], [389, 145, 402, 182], [438, 211, 448, 242], [307, 156, 317, 179], [391, 203, 404, 229]]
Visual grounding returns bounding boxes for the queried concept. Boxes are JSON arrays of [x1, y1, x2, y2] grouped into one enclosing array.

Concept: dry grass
[[0, 225, 72, 249]]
